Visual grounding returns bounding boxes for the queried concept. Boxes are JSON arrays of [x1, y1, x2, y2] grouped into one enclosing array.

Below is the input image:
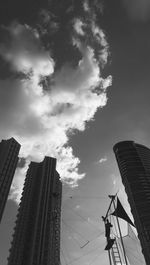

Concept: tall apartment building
[[113, 141, 150, 265], [0, 137, 20, 222], [8, 156, 62, 265]]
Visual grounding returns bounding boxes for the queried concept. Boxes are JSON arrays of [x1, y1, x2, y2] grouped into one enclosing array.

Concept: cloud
[[0, 3, 111, 203], [0, 22, 54, 76], [73, 19, 85, 36], [96, 156, 107, 164], [9, 160, 30, 202], [122, 0, 150, 21]]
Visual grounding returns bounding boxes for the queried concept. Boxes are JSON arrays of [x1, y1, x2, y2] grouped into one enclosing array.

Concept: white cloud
[[83, 0, 90, 12], [122, 0, 150, 21], [97, 156, 107, 164], [9, 160, 30, 202], [75, 205, 81, 209], [0, 21, 111, 203], [0, 22, 54, 76], [73, 19, 85, 36], [91, 23, 110, 67]]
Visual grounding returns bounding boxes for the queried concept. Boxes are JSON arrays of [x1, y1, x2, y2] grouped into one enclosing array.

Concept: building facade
[[113, 141, 150, 265], [8, 156, 62, 265], [0, 137, 20, 222]]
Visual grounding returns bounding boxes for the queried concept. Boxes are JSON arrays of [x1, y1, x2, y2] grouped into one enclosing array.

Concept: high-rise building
[[0, 137, 20, 222], [113, 141, 150, 265], [8, 156, 62, 265]]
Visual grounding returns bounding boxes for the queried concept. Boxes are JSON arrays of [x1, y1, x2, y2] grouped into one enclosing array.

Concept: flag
[[111, 197, 135, 227]]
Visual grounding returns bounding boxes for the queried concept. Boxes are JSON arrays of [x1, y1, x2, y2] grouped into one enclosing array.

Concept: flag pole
[[102, 195, 116, 265], [109, 195, 128, 265], [108, 249, 112, 265], [104, 193, 117, 219]]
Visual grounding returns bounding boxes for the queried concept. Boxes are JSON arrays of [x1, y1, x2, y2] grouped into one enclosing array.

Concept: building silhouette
[[113, 141, 150, 265], [7, 156, 62, 265], [0, 137, 20, 222]]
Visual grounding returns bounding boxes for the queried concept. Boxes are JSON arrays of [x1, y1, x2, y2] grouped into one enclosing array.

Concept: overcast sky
[[0, 0, 150, 264]]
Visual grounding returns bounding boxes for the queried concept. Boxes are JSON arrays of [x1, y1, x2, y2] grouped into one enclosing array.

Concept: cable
[[62, 195, 108, 208], [67, 244, 103, 265], [62, 219, 85, 248], [109, 203, 120, 239], [60, 248, 69, 265], [88, 252, 102, 265], [62, 204, 102, 233], [68, 196, 107, 199], [60, 241, 73, 265], [123, 246, 145, 263], [111, 214, 120, 238], [80, 231, 104, 249], [62, 219, 89, 246], [63, 222, 103, 250]]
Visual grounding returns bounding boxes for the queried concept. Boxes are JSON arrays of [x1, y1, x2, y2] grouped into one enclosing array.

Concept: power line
[[62, 219, 89, 245], [62, 195, 108, 206], [88, 252, 102, 265], [80, 232, 104, 249], [61, 248, 69, 265], [66, 244, 103, 265], [62, 219, 86, 248], [68, 196, 107, 199], [60, 240, 73, 265], [62, 204, 102, 233]]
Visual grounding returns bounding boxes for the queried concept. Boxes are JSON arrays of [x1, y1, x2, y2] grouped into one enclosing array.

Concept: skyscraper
[[8, 156, 62, 265], [0, 137, 20, 222], [113, 141, 150, 265]]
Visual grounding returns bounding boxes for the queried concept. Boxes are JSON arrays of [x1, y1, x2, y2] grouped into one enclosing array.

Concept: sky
[[0, 0, 150, 264]]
